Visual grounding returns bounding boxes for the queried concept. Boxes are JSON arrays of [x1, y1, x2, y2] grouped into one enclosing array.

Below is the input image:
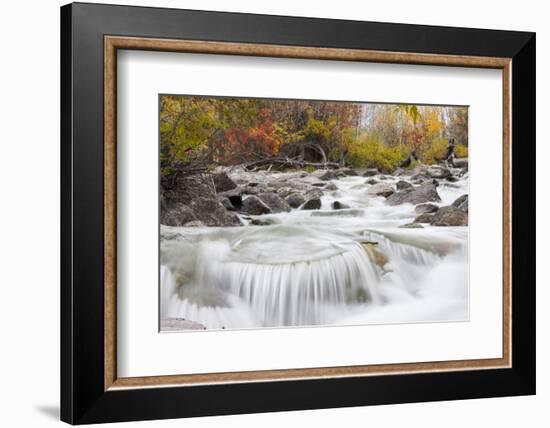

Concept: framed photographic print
[[60, 2, 536, 424]]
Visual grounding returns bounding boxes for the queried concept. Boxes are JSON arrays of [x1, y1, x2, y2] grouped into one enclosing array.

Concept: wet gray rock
[[251, 217, 280, 226], [366, 178, 378, 185], [311, 182, 326, 187], [241, 195, 272, 215], [212, 172, 237, 193], [400, 222, 424, 228], [160, 203, 197, 226], [182, 220, 206, 227], [258, 192, 291, 213], [325, 182, 338, 191], [332, 201, 350, 210], [190, 197, 243, 226], [452, 194, 469, 213], [301, 198, 322, 210], [318, 170, 338, 181], [285, 193, 306, 208], [445, 176, 459, 183], [367, 182, 394, 198], [415, 203, 439, 214], [305, 188, 324, 200], [363, 168, 379, 177], [396, 180, 413, 191], [161, 317, 206, 331], [414, 213, 435, 223], [218, 196, 237, 211], [431, 206, 468, 226], [386, 183, 441, 206]]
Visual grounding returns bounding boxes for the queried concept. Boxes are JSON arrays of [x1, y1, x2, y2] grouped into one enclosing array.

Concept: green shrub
[[348, 137, 408, 172]]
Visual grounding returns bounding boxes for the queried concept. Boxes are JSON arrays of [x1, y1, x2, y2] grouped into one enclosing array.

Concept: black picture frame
[[61, 2, 535, 424]]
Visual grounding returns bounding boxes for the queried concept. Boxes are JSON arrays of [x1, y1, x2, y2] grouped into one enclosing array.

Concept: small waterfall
[[161, 234, 382, 329]]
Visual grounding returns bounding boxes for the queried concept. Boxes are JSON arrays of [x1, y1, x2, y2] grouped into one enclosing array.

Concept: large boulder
[[415, 203, 439, 214], [452, 194, 469, 213], [241, 195, 272, 215], [212, 172, 237, 193], [305, 188, 324, 200], [162, 173, 216, 204], [190, 197, 242, 226], [258, 192, 291, 213], [430, 206, 468, 226], [414, 213, 435, 223], [367, 182, 395, 198], [160, 203, 197, 226], [285, 193, 306, 208], [426, 165, 452, 179], [386, 183, 441, 206]]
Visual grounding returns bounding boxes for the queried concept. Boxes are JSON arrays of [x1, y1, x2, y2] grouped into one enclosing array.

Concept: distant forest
[[160, 95, 468, 176]]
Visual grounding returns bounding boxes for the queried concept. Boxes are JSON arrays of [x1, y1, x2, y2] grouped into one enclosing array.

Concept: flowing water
[[160, 172, 469, 331]]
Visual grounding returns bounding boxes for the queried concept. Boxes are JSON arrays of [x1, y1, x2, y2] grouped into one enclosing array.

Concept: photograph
[[159, 95, 470, 332]]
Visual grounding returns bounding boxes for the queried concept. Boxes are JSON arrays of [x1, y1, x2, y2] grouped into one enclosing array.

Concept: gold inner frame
[[104, 35, 512, 391]]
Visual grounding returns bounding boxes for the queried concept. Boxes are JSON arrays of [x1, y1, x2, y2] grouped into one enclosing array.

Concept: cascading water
[[161, 171, 468, 330]]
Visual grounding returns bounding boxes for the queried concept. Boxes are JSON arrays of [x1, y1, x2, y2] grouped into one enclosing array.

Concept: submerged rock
[[367, 182, 394, 198], [241, 195, 272, 215], [251, 217, 280, 226], [258, 192, 291, 213], [431, 206, 468, 226], [362, 243, 389, 268], [332, 201, 350, 210], [386, 183, 441, 206], [400, 222, 424, 229]]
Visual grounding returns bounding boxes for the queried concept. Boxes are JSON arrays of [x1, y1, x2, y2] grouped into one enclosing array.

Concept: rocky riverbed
[[160, 163, 469, 331]]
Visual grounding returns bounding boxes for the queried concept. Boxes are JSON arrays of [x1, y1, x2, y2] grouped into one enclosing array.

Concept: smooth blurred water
[[160, 172, 469, 330]]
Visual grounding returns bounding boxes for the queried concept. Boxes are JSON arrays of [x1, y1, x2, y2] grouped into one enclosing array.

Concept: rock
[[241, 195, 272, 215], [396, 180, 413, 191], [190, 197, 243, 226], [431, 206, 468, 226], [363, 243, 389, 267], [258, 192, 291, 213], [285, 193, 306, 208], [162, 173, 216, 204], [332, 201, 350, 210], [325, 182, 338, 191], [400, 223, 424, 228], [386, 183, 441, 206], [367, 182, 394, 198], [276, 186, 294, 198], [212, 172, 237, 193], [182, 220, 206, 227], [306, 188, 324, 200], [452, 194, 468, 213], [247, 182, 259, 187], [311, 182, 326, 187], [340, 168, 358, 176], [251, 217, 280, 226], [426, 165, 452, 179], [414, 213, 435, 223], [301, 198, 322, 210], [160, 203, 197, 226], [366, 178, 378, 185], [218, 196, 236, 211], [319, 170, 338, 181], [445, 176, 459, 183], [161, 317, 206, 331], [415, 203, 439, 214], [453, 158, 468, 168], [363, 168, 379, 177]]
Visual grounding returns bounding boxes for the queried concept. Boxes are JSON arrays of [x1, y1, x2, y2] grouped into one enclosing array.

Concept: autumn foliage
[[160, 95, 468, 175]]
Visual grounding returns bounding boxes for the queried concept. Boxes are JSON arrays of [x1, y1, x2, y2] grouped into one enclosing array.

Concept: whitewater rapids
[[160, 173, 469, 330]]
